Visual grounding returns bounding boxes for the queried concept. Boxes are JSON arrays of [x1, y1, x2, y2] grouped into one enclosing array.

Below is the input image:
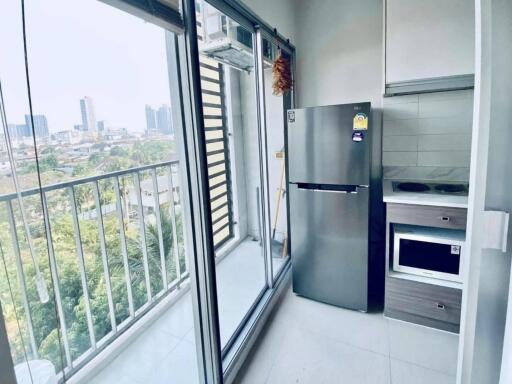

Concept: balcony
[[1, 160, 286, 383], [1, 160, 187, 380]]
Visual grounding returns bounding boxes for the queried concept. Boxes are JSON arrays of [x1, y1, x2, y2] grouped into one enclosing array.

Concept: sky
[[0, 0, 172, 134]]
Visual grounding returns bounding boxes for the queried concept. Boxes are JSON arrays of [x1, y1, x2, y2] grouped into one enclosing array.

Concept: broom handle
[[272, 156, 286, 239]]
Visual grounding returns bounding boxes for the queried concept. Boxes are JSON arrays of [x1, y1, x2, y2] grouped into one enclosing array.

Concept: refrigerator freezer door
[[288, 103, 371, 186], [290, 183, 369, 310]]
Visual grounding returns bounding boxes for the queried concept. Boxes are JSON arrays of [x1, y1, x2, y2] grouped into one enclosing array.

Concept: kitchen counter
[[382, 179, 468, 208]]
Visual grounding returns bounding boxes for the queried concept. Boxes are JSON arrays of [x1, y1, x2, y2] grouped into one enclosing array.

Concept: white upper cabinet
[[385, 0, 475, 83]]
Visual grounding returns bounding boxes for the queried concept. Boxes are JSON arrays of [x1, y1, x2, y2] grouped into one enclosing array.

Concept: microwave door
[[393, 235, 463, 283]]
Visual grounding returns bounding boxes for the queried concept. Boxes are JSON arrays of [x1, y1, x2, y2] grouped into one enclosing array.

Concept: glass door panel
[[196, 1, 268, 351], [261, 35, 293, 281], [0, 1, 200, 383]]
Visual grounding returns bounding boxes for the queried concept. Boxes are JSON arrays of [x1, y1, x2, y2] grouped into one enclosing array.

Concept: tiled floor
[[236, 285, 459, 384], [88, 238, 286, 384]]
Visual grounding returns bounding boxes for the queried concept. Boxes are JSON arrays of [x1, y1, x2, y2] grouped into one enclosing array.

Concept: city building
[[97, 120, 106, 133], [145, 105, 157, 133], [52, 130, 81, 145], [102, 127, 128, 140], [24, 114, 49, 138], [7, 124, 30, 140], [79, 96, 97, 132], [156, 104, 173, 135]]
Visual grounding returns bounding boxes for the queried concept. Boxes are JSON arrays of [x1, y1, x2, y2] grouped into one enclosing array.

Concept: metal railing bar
[[133, 172, 152, 301], [113, 176, 135, 318], [203, 115, 223, 120], [56, 270, 190, 380], [92, 181, 117, 333], [0, 160, 179, 202], [167, 166, 182, 283], [151, 169, 168, 290], [41, 193, 72, 368], [5, 201, 38, 359], [68, 186, 96, 349]]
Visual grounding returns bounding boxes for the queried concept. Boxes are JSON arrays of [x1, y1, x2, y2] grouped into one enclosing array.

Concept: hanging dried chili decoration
[[272, 34, 292, 96]]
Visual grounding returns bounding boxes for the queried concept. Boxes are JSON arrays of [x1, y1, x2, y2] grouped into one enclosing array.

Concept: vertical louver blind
[[199, 57, 234, 250], [196, 11, 234, 250]]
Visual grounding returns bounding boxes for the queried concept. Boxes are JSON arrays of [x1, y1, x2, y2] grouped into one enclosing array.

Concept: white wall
[[294, 0, 383, 109], [386, 0, 475, 83], [241, 0, 296, 43]]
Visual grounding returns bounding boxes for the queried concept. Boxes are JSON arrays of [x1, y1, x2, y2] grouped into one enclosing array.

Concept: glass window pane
[[196, 1, 268, 350], [0, 1, 199, 383], [262, 38, 292, 280]]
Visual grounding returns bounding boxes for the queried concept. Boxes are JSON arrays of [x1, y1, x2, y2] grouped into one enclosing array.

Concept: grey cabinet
[[385, 276, 462, 333], [384, 202, 467, 333]]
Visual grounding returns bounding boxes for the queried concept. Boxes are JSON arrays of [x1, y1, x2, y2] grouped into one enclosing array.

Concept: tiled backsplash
[[382, 89, 474, 181]]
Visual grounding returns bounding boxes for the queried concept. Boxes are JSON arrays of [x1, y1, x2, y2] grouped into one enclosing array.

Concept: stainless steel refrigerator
[[287, 102, 378, 311]]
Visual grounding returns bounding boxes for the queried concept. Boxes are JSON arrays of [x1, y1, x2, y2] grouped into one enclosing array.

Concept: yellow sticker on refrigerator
[[353, 113, 368, 131]]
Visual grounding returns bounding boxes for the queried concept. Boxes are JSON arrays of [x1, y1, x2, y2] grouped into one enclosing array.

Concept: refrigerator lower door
[[290, 183, 369, 311]]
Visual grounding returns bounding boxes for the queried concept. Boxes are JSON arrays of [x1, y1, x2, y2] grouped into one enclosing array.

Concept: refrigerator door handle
[[311, 189, 351, 194], [293, 183, 369, 194]]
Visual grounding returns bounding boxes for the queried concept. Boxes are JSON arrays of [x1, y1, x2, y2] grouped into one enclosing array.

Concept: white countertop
[[382, 179, 468, 209]]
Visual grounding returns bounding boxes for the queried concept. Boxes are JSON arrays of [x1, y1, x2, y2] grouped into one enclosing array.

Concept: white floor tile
[[236, 314, 290, 384], [238, 286, 459, 384], [278, 290, 390, 355], [265, 325, 390, 384], [146, 340, 199, 384], [390, 359, 455, 384], [152, 294, 194, 339]]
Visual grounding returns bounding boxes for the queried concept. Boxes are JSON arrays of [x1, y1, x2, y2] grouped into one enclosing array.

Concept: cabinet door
[[386, 0, 475, 83]]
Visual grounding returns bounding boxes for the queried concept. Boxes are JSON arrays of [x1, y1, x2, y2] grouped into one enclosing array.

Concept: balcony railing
[[0, 160, 188, 379]]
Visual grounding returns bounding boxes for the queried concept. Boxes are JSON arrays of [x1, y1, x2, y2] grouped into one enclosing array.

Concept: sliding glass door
[[259, 32, 294, 283], [194, 1, 269, 352], [0, 1, 200, 383]]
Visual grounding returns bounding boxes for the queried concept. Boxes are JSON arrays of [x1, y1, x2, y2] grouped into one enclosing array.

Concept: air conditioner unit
[[199, 3, 274, 72]]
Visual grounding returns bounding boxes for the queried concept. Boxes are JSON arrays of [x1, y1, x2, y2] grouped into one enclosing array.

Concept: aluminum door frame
[[0, 303, 16, 384], [173, 3, 223, 381], [258, 28, 295, 286], [180, 0, 296, 382]]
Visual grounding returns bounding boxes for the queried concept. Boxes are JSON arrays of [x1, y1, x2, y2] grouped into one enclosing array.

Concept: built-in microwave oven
[[393, 225, 465, 283]]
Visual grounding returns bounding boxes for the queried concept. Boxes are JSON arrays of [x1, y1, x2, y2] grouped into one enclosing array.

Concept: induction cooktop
[[392, 181, 469, 196]]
